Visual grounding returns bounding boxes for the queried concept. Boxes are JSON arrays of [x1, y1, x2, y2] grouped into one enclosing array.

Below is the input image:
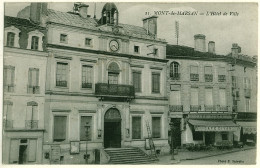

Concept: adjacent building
[[3, 15, 48, 164]]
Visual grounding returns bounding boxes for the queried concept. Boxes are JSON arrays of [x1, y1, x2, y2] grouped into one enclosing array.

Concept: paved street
[[178, 149, 256, 165]]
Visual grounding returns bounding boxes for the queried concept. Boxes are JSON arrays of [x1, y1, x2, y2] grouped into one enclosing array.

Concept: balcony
[[169, 105, 183, 112], [204, 74, 213, 82], [190, 105, 201, 112], [27, 85, 40, 94], [170, 73, 181, 80], [25, 120, 38, 129], [3, 119, 13, 129], [95, 83, 135, 99], [244, 89, 251, 98], [190, 74, 199, 81], [218, 75, 226, 82]]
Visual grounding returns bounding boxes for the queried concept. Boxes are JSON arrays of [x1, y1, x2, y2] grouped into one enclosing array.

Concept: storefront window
[[222, 133, 228, 140], [193, 131, 203, 140]]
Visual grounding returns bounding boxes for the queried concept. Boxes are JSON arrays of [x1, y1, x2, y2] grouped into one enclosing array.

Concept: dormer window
[[4, 26, 20, 48], [27, 30, 44, 51], [85, 38, 92, 47], [154, 48, 158, 56], [31, 36, 39, 50]]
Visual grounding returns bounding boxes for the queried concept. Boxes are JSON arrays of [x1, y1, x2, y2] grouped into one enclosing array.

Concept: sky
[[4, 2, 258, 56]]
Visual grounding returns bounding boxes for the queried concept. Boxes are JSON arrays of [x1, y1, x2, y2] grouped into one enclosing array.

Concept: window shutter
[[26, 106, 33, 120], [190, 88, 199, 105], [28, 139, 37, 162], [205, 89, 213, 105], [9, 139, 19, 163], [28, 69, 32, 86], [170, 91, 181, 105], [32, 105, 38, 120], [219, 89, 226, 105], [36, 69, 39, 86], [132, 117, 141, 139], [54, 116, 67, 141]]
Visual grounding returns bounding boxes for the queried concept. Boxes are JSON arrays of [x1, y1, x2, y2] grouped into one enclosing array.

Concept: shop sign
[[188, 113, 232, 119], [195, 126, 240, 132]]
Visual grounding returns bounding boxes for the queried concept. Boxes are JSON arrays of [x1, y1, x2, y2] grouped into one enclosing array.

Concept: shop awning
[[237, 122, 257, 134], [188, 119, 240, 132]]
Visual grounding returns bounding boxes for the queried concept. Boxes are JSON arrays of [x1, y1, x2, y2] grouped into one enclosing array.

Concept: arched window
[[108, 62, 120, 84], [26, 101, 38, 129], [170, 62, 180, 80], [4, 26, 20, 48], [27, 30, 44, 51]]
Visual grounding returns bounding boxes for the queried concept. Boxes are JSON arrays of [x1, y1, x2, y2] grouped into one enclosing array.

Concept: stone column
[[97, 104, 103, 139], [124, 105, 130, 138]]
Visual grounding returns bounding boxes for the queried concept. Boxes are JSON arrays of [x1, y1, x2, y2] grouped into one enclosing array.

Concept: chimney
[[143, 16, 158, 37], [194, 34, 206, 52], [30, 3, 47, 24], [78, 4, 89, 18], [208, 41, 215, 54], [231, 43, 241, 57]]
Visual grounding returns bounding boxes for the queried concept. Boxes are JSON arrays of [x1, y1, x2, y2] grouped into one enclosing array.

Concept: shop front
[[237, 121, 257, 146]]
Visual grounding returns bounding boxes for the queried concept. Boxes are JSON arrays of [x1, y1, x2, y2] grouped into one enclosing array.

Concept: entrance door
[[104, 108, 121, 148], [18, 145, 28, 164], [205, 132, 215, 145]]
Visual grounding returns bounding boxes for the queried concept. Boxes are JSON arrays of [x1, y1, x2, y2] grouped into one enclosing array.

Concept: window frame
[[56, 62, 69, 88], [7, 32, 15, 47], [151, 116, 161, 138], [27, 30, 44, 51], [151, 72, 161, 93], [221, 133, 228, 141], [3, 65, 15, 92], [60, 34, 68, 44], [134, 45, 140, 54], [31, 36, 39, 50], [131, 115, 143, 140], [28, 68, 40, 94], [53, 114, 68, 143], [81, 64, 93, 89], [85, 38, 93, 47], [132, 70, 142, 93]]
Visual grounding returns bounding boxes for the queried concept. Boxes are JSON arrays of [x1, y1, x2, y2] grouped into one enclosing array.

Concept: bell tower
[[100, 3, 119, 25]]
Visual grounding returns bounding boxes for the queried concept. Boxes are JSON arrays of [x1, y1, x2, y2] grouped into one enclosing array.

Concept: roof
[[46, 9, 165, 42], [4, 15, 44, 29]]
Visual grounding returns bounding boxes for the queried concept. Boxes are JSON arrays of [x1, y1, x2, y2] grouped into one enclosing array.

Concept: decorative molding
[[54, 55, 72, 60], [130, 111, 145, 114], [150, 66, 163, 70], [80, 58, 97, 63], [52, 109, 71, 113], [78, 110, 96, 113], [130, 64, 144, 68], [150, 111, 164, 114]]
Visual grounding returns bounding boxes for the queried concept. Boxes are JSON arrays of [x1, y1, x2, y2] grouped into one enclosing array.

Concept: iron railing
[[169, 105, 183, 112], [25, 120, 38, 129], [95, 83, 135, 98], [190, 74, 199, 81]]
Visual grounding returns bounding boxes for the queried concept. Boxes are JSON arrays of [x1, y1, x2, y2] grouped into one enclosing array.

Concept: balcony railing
[[219, 106, 229, 112], [4, 84, 14, 92], [204, 74, 213, 82], [56, 81, 67, 87], [3, 119, 13, 129], [190, 105, 201, 112], [95, 83, 135, 98], [25, 120, 38, 129], [169, 105, 183, 112], [204, 105, 217, 111], [170, 73, 181, 80], [218, 75, 226, 82], [244, 89, 251, 98], [82, 83, 92, 89], [190, 74, 199, 81], [27, 85, 40, 94]]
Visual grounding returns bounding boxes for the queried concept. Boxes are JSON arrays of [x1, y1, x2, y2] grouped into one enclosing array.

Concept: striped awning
[[237, 122, 257, 134], [188, 119, 240, 132]]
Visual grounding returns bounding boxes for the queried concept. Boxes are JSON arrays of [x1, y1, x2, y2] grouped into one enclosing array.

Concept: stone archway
[[104, 108, 121, 148]]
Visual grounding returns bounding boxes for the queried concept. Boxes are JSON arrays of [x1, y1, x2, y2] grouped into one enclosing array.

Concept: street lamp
[[84, 122, 90, 164], [169, 121, 175, 160]]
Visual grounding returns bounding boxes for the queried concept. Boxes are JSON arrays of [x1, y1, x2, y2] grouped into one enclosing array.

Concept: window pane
[[80, 116, 92, 141], [53, 116, 67, 142], [152, 117, 161, 138], [31, 36, 39, 50], [56, 63, 68, 87], [152, 73, 160, 93], [132, 116, 141, 139], [7, 32, 15, 47], [82, 65, 93, 88], [132, 71, 141, 92]]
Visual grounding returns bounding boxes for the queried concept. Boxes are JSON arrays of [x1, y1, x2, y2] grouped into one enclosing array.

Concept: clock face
[[109, 40, 119, 52]]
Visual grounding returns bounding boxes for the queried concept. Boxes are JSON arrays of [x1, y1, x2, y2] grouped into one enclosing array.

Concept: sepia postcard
[[1, 0, 258, 166]]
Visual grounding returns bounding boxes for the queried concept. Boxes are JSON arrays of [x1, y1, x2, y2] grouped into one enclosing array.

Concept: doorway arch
[[104, 108, 121, 148]]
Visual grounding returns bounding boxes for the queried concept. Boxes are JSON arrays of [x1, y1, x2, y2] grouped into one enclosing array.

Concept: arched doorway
[[104, 108, 121, 148]]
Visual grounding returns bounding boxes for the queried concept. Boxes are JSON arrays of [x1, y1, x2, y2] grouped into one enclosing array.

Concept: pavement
[[155, 145, 256, 164]]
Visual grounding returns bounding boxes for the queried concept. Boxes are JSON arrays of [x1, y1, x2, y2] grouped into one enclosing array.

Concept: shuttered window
[[190, 88, 199, 105], [9, 139, 19, 163], [219, 89, 226, 106], [152, 72, 160, 93], [28, 139, 37, 162], [80, 116, 92, 141], [132, 71, 141, 92], [205, 89, 213, 105], [4, 66, 15, 92], [152, 117, 161, 138], [170, 91, 181, 105], [132, 116, 141, 139], [53, 116, 67, 142], [28, 68, 39, 87]]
